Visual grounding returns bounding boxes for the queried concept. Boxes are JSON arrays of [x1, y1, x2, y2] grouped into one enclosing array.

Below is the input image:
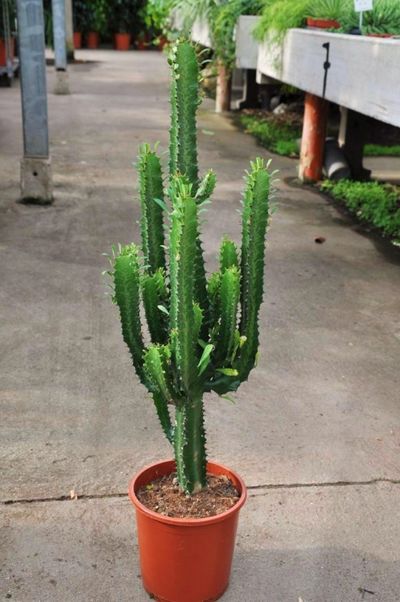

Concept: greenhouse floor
[[1, 50, 400, 601]]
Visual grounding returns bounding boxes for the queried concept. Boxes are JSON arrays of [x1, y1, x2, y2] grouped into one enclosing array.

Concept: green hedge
[[238, 113, 301, 157], [321, 179, 400, 240]]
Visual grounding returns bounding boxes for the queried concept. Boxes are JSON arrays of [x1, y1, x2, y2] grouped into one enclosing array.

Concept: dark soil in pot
[[137, 472, 239, 518]]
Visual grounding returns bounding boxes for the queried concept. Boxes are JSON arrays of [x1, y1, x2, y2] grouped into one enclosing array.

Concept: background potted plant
[[135, 30, 149, 50], [171, 0, 264, 110], [86, 0, 107, 49], [361, 0, 400, 37], [139, 0, 174, 49], [72, 0, 88, 49], [255, 0, 355, 41], [255, 0, 310, 45], [109, 40, 272, 602], [306, 0, 350, 29], [0, 0, 16, 66], [111, 0, 134, 50]]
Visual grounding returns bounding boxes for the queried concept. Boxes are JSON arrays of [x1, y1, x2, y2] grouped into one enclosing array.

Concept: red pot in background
[[114, 32, 131, 51], [136, 38, 148, 50], [307, 17, 340, 29], [0, 37, 15, 66], [157, 35, 168, 50], [129, 459, 247, 602], [73, 31, 82, 49], [136, 32, 151, 50], [86, 31, 100, 49]]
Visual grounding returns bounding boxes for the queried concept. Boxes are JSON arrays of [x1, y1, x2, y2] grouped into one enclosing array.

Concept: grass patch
[[238, 113, 301, 157], [321, 179, 400, 240], [364, 144, 400, 157]]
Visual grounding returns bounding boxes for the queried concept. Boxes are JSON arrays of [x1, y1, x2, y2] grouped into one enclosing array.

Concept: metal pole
[[65, 0, 74, 61], [17, 0, 49, 157], [52, 0, 67, 70], [52, 0, 70, 94], [16, 0, 53, 203]]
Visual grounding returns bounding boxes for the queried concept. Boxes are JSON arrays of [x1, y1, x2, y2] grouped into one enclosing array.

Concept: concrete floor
[[1, 50, 400, 601]]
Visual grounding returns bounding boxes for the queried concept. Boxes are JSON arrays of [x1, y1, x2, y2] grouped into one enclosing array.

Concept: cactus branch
[[169, 41, 200, 190], [138, 144, 166, 274], [144, 345, 175, 444], [239, 159, 270, 381], [113, 245, 147, 385], [220, 236, 239, 272]]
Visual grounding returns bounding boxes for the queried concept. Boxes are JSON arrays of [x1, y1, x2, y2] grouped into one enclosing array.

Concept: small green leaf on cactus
[[216, 368, 239, 376], [196, 170, 217, 205], [197, 344, 214, 376], [221, 394, 236, 404], [154, 197, 168, 212], [157, 304, 169, 315]]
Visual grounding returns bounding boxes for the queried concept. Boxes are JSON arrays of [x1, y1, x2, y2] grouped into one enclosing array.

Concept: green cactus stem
[[174, 397, 207, 494]]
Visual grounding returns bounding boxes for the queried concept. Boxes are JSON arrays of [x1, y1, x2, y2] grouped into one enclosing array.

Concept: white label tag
[[354, 0, 373, 11]]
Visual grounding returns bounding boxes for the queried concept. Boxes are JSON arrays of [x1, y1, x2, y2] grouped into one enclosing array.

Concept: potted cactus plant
[[110, 40, 272, 602]]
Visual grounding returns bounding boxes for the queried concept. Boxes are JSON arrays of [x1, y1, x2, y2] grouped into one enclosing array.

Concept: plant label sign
[[354, 0, 373, 11]]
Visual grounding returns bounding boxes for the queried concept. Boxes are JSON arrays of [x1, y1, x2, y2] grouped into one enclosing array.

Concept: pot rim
[[129, 459, 247, 527]]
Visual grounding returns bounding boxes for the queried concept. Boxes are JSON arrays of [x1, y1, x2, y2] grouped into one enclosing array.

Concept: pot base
[[146, 583, 228, 602]]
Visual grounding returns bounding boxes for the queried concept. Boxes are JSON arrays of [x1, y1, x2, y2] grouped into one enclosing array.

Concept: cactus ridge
[[112, 41, 272, 494]]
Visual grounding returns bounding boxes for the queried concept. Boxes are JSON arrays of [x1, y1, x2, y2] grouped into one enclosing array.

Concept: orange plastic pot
[[129, 460, 247, 602], [73, 32, 82, 49], [114, 33, 131, 51], [306, 17, 340, 29], [86, 31, 99, 49]]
